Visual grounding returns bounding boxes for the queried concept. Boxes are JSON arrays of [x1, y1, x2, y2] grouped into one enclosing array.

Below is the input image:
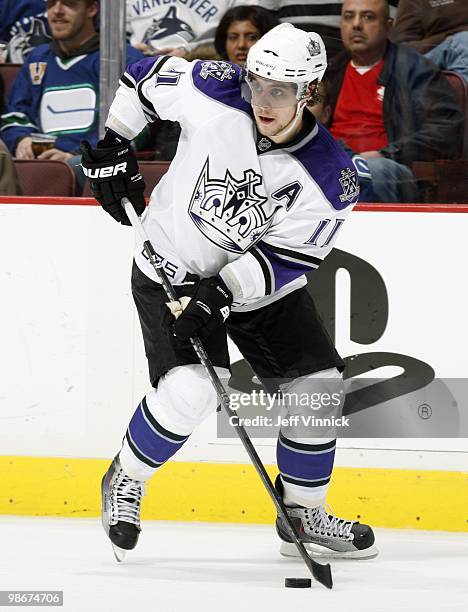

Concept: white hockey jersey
[[107, 56, 360, 312], [126, 0, 257, 50]]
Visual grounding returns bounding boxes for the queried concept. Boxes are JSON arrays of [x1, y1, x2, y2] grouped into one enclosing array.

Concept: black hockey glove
[[171, 276, 233, 341], [80, 131, 146, 225]]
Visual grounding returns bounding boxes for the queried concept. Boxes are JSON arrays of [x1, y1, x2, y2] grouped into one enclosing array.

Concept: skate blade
[[280, 540, 379, 560], [112, 544, 127, 563]]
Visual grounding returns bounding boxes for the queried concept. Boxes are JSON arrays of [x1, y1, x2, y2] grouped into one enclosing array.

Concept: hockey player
[[81, 23, 377, 562]]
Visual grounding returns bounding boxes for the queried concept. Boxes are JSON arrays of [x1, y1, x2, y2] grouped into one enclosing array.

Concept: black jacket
[[326, 41, 464, 166]]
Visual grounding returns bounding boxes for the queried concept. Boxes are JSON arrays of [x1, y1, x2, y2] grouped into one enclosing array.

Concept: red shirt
[[331, 60, 388, 152]]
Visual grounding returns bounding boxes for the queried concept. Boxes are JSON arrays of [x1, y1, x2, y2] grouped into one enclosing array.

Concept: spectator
[[0, 138, 22, 194], [214, 5, 278, 66], [307, 80, 374, 201], [0, 0, 50, 63], [306, 81, 333, 127], [0, 0, 143, 191], [255, 0, 400, 61], [326, 0, 463, 202], [393, 0, 468, 83], [126, 0, 260, 58]]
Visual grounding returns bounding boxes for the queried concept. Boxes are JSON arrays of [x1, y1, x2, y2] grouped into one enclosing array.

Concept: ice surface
[[2, 517, 467, 612]]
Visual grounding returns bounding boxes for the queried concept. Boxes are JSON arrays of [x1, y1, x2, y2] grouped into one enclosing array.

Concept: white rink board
[[337, 211, 468, 377], [0, 202, 467, 467]]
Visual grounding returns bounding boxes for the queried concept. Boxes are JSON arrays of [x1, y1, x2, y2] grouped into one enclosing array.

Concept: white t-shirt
[[126, 0, 258, 50]]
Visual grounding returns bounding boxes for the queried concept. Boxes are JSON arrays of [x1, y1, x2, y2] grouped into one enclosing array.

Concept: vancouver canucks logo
[[9, 17, 50, 64], [200, 61, 236, 82], [339, 167, 360, 203], [189, 158, 272, 253], [142, 6, 195, 45]]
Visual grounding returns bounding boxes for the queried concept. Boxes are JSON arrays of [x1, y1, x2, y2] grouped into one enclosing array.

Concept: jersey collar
[[255, 111, 318, 155]]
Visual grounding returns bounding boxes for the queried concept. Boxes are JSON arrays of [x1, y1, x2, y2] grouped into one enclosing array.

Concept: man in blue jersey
[[81, 23, 378, 563], [0, 0, 142, 188]]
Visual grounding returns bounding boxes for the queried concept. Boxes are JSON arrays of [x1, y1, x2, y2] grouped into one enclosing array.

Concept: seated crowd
[[0, 0, 466, 201]]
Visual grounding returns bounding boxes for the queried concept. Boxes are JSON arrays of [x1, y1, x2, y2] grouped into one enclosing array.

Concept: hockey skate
[[101, 455, 146, 562], [275, 476, 378, 559]]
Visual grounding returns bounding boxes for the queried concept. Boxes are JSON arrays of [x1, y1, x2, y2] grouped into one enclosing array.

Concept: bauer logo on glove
[[80, 129, 146, 225], [166, 276, 233, 341], [82, 161, 128, 179]]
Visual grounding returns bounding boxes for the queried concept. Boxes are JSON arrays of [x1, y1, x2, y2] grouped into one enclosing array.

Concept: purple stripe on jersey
[[257, 243, 314, 292], [276, 437, 336, 482], [289, 124, 359, 211], [191, 60, 253, 116], [125, 56, 160, 83], [127, 402, 187, 464]]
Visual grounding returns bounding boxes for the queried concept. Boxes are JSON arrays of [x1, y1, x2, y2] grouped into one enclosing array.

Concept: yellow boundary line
[[1, 457, 467, 531]]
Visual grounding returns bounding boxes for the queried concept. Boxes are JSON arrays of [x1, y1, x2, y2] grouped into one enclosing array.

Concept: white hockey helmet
[[245, 23, 327, 101]]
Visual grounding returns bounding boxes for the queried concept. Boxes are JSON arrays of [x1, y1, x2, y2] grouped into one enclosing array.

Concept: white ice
[[2, 517, 467, 612]]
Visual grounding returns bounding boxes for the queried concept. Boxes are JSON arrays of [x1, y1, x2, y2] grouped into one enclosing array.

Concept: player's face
[[225, 20, 261, 67], [341, 0, 392, 60], [47, 0, 97, 42], [248, 75, 299, 137]]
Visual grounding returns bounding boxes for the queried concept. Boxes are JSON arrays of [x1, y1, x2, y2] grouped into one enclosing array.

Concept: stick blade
[[312, 561, 333, 589]]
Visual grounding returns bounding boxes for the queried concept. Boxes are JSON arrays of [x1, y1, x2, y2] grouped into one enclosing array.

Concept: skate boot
[[275, 476, 378, 559], [101, 455, 146, 562]]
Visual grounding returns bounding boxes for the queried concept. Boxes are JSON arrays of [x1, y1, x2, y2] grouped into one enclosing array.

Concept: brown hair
[[214, 6, 279, 60]]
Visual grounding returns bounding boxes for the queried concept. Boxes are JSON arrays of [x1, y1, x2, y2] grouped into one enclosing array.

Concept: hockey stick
[[122, 197, 333, 590]]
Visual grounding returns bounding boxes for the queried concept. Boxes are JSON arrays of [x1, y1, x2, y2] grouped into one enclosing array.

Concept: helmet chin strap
[[270, 98, 309, 144]]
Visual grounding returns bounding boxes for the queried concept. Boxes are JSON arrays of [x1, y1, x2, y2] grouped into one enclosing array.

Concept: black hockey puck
[[285, 578, 312, 588]]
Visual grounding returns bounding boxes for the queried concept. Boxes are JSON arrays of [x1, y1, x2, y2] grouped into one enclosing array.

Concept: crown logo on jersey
[[307, 40, 322, 57], [200, 61, 236, 82], [339, 167, 360, 203], [189, 157, 272, 253]]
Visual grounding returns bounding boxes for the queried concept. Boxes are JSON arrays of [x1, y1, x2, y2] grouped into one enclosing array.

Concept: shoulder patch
[[199, 60, 237, 82], [338, 167, 360, 205], [288, 124, 360, 210], [29, 62, 47, 85], [192, 60, 252, 116]]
